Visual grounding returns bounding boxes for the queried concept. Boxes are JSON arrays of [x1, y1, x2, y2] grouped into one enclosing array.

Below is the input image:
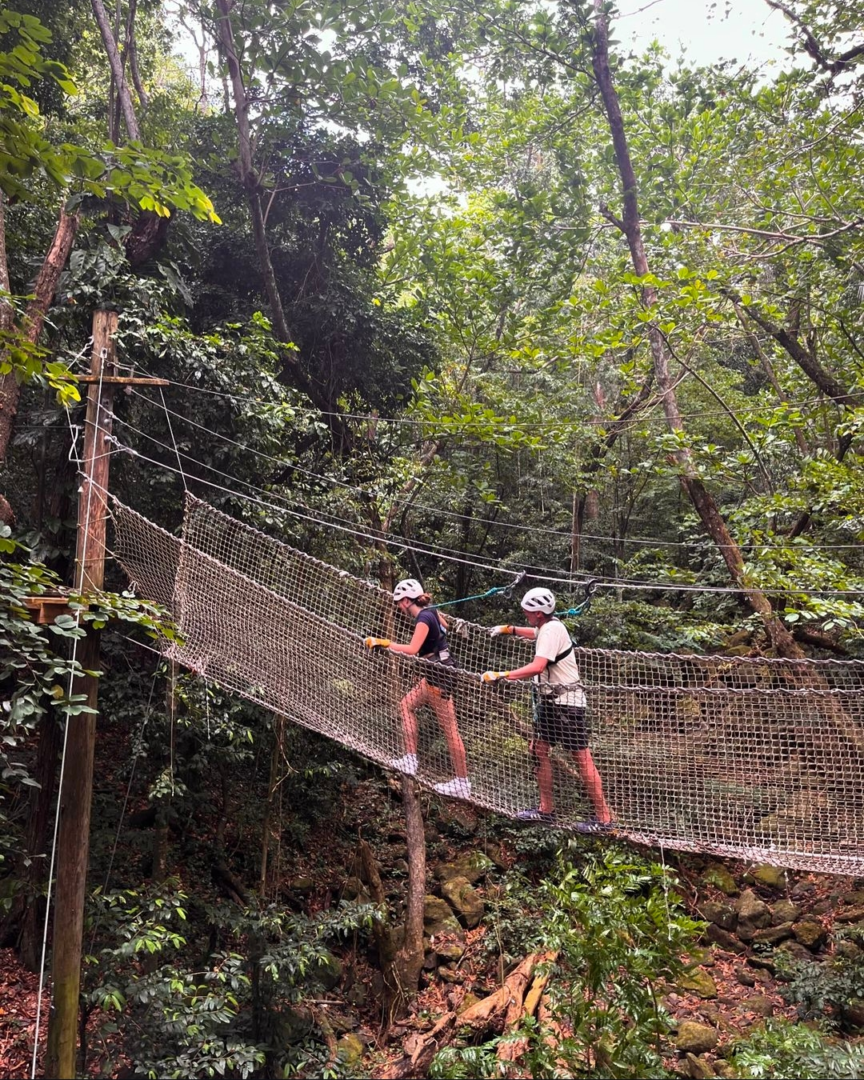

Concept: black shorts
[[422, 658, 456, 700], [533, 699, 590, 752]]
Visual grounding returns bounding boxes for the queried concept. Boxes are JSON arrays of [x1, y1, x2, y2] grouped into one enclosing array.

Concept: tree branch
[[764, 0, 864, 75]]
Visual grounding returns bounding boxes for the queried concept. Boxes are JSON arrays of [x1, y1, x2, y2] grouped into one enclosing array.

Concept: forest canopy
[[2, 0, 864, 1077]]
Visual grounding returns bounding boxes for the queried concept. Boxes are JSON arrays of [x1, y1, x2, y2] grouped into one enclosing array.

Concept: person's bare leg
[[533, 739, 555, 814], [574, 748, 612, 822], [431, 693, 468, 778], [399, 681, 428, 755]]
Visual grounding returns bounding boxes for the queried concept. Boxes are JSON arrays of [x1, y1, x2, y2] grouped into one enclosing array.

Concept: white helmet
[[393, 578, 424, 603], [520, 587, 555, 614]]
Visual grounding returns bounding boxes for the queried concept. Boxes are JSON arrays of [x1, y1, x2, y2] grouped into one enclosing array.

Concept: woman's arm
[[389, 620, 430, 656]]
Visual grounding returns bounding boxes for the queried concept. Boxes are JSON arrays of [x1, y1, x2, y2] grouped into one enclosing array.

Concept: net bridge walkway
[[112, 494, 864, 877]]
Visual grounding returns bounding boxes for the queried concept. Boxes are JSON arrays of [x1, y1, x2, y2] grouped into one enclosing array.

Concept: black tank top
[[415, 608, 451, 662]]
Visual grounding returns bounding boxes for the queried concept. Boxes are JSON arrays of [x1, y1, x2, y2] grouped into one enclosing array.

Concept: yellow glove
[[364, 636, 391, 650], [489, 625, 514, 637], [481, 670, 510, 682]]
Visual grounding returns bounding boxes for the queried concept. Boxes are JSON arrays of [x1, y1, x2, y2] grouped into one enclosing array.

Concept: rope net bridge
[[112, 494, 864, 877]]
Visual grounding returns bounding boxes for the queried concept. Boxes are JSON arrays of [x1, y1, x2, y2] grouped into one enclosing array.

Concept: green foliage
[[777, 951, 864, 1031], [727, 1017, 864, 1079], [434, 848, 701, 1079], [84, 877, 380, 1079]]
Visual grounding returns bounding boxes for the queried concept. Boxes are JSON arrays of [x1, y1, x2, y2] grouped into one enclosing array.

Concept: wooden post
[[45, 309, 118, 1079]]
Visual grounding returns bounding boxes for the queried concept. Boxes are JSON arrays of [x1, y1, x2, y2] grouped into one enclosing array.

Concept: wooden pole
[[45, 309, 118, 1078]]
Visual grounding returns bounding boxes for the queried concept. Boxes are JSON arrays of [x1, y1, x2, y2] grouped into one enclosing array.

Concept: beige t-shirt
[[534, 619, 585, 708]]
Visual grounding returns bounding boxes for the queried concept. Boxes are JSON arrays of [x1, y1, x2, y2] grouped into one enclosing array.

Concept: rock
[[792, 917, 827, 951], [438, 965, 462, 983], [751, 922, 794, 946], [746, 865, 787, 891], [436, 941, 465, 962], [747, 955, 775, 974], [736, 890, 771, 924], [289, 876, 315, 893], [810, 900, 833, 915], [341, 876, 369, 902], [347, 982, 367, 1006], [714, 1063, 736, 1078], [790, 881, 816, 900], [458, 992, 481, 1014], [746, 995, 775, 1018], [690, 947, 716, 968], [675, 1021, 718, 1055], [435, 852, 494, 885], [771, 900, 801, 926], [483, 841, 508, 870], [422, 951, 438, 970], [842, 890, 864, 907], [678, 968, 718, 1000], [704, 924, 746, 954], [441, 875, 485, 928], [703, 863, 739, 897], [272, 1005, 314, 1045], [702, 902, 737, 931], [684, 1052, 715, 1078], [842, 1003, 864, 1029], [736, 890, 772, 941], [315, 951, 342, 991], [835, 906, 864, 924], [699, 1004, 723, 1025], [736, 968, 756, 987], [423, 895, 464, 940], [778, 940, 814, 963], [437, 804, 478, 835], [336, 1033, 365, 1070], [836, 940, 862, 960]]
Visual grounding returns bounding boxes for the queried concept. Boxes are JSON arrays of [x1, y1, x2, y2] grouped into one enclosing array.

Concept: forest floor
[[1, 772, 859, 1079]]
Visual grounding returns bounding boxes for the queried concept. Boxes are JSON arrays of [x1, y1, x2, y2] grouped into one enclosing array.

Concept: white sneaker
[[433, 777, 472, 799], [390, 753, 418, 775]]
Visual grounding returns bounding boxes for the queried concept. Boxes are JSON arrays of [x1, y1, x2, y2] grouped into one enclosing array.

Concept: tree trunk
[[386, 776, 426, 1020], [259, 714, 284, 897], [0, 207, 80, 465], [0, 716, 62, 967], [213, 1, 311, 389], [90, 0, 141, 141], [590, 2, 802, 659]]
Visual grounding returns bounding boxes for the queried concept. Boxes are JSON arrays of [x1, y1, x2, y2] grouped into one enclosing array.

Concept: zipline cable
[[128, 390, 864, 554], [107, 435, 864, 598]]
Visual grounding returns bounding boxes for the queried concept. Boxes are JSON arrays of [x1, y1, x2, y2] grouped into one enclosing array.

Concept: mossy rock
[[336, 1034, 365, 1070], [424, 894, 464, 939], [314, 950, 342, 991], [703, 863, 738, 897], [675, 1021, 718, 1055], [677, 968, 718, 1000], [435, 851, 494, 885], [745, 864, 787, 891], [441, 875, 485, 929]]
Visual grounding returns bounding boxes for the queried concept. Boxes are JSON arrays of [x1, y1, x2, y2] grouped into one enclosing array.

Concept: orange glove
[[489, 625, 514, 637], [481, 670, 510, 682], [364, 637, 391, 650]]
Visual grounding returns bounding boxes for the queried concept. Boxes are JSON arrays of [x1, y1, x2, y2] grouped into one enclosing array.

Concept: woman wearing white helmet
[[364, 578, 470, 798], [482, 587, 612, 831]]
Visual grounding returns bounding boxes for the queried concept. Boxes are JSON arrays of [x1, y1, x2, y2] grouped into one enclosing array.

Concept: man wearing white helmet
[[364, 578, 471, 798], [482, 587, 613, 830]]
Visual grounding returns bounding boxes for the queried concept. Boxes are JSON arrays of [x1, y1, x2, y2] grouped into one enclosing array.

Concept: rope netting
[[112, 494, 864, 876]]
